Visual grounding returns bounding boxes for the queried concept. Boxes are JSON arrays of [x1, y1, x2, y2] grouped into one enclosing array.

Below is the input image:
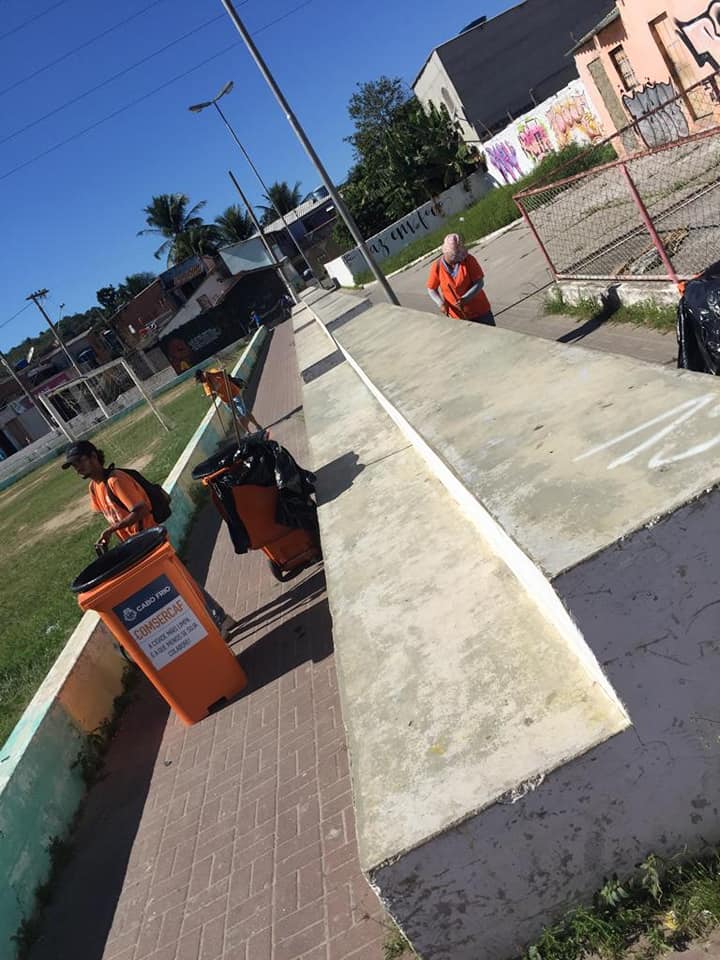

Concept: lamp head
[[188, 101, 213, 113], [216, 80, 234, 100]]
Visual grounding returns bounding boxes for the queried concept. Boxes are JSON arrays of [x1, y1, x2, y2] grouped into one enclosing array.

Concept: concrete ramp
[[293, 291, 720, 960]]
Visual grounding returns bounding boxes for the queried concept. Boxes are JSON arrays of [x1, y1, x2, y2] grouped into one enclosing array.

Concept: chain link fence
[[514, 75, 720, 282]]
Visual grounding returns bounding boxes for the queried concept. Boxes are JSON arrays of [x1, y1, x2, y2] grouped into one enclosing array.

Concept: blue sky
[[0, 0, 507, 352]]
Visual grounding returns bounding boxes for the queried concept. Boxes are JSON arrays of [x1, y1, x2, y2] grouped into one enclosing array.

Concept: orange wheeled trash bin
[[192, 437, 322, 582], [71, 527, 247, 725]]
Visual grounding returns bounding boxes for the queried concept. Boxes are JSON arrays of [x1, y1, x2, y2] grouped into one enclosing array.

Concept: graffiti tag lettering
[[622, 80, 689, 148], [517, 118, 553, 162], [574, 394, 720, 471], [546, 92, 603, 148], [677, 1, 720, 70], [485, 141, 523, 184]]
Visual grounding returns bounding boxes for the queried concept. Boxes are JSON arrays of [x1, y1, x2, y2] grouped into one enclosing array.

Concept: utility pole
[[217, 0, 399, 306], [228, 169, 299, 304], [0, 352, 56, 433], [27, 289, 111, 419]]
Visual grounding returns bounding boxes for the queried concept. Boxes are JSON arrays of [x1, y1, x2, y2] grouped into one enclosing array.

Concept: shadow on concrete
[[557, 285, 621, 345], [267, 405, 303, 431], [494, 280, 554, 318], [181, 502, 223, 590], [227, 568, 327, 644], [237, 589, 334, 696], [314, 451, 365, 506], [27, 684, 169, 960]]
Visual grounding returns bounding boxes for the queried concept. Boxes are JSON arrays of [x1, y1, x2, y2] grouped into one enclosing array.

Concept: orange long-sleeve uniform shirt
[[427, 254, 492, 320], [89, 471, 154, 541]]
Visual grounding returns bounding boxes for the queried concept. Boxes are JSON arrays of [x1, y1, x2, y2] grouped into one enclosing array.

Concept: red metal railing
[[514, 74, 720, 284]]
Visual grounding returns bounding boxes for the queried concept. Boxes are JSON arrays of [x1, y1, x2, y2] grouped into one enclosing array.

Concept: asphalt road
[[363, 220, 677, 368]]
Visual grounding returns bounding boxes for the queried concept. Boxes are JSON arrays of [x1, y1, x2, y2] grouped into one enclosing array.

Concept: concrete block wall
[[0, 327, 268, 956], [296, 290, 720, 959]]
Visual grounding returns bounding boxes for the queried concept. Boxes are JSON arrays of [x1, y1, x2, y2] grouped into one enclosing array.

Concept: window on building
[[609, 45, 638, 91]]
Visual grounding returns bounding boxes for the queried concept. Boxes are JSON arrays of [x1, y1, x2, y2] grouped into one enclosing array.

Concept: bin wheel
[[268, 559, 306, 583]]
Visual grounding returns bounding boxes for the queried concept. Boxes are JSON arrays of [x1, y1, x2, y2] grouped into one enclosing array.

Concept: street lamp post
[[217, 0, 399, 306], [188, 82, 315, 281], [227, 169, 299, 304]]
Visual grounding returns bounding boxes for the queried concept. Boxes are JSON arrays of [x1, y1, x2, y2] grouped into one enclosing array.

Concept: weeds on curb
[[383, 921, 416, 959], [526, 852, 720, 960], [545, 289, 677, 333]]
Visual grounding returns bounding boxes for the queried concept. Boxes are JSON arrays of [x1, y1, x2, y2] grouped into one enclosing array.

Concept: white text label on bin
[[113, 574, 207, 670]]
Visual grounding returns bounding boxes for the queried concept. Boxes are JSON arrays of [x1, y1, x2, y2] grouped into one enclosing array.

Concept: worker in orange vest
[[195, 368, 265, 435]]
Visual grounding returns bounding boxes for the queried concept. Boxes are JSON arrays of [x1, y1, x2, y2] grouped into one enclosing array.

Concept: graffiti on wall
[[622, 80, 689, 148], [547, 91, 603, 148], [677, 2, 720, 70], [485, 141, 523, 184], [482, 79, 605, 185], [517, 119, 553, 162]]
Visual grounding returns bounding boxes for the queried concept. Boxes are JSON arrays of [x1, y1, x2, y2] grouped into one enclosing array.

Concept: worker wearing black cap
[[63, 440, 234, 639]]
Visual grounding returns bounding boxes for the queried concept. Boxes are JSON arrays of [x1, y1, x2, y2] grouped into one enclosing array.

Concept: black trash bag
[[677, 262, 720, 374], [195, 436, 318, 554]]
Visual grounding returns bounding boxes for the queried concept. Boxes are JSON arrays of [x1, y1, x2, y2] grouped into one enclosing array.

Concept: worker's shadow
[[313, 451, 365, 506], [557, 284, 621, 344]]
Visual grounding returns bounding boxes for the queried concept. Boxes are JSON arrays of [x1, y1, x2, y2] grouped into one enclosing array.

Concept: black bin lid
[[191, 442, 240, 481], [70, 527, 167, 594]]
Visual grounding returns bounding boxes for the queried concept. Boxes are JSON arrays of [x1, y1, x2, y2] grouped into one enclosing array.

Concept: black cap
[[61, 440, 98, 470]]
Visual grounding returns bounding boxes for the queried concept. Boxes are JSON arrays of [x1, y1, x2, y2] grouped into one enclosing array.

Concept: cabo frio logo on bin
[[113, 574, 206, 670]]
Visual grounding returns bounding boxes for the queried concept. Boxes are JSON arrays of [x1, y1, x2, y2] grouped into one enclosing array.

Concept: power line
[[0, 0, 170, 100], [0, 304, 32, 331], [0, 0, 313, 183], [0, 12, 227, 147], [0, 0, 73, 43]]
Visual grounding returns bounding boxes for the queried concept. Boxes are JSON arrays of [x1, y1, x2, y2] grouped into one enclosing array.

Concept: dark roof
[[421, 0, 616, 135], [569, 6, 620, 54]]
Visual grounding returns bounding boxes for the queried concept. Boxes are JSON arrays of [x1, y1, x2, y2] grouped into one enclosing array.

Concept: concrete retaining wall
[[296, 290, 720, 959], [324, 170, 495, 286], [0, 327, 268, 956]]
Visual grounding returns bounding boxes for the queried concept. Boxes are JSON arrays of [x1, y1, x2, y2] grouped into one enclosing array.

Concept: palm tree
[[119, 272, 157, 301], [214, 205, 255, 245], [138, 193, 207, 265], [258, 180, 303, 227], [172, 224, 221, 263]]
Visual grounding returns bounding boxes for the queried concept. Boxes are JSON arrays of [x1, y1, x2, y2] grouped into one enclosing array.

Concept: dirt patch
[[38, 497, 93, 537]]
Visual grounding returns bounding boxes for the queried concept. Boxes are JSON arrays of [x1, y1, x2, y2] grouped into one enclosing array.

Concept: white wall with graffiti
[[323, 169, 495, 286], [482, 79, 605, 186]]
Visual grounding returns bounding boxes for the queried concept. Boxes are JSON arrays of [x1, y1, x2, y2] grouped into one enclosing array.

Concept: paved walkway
[[28, 321, 389, 960], [365, 220, 678, 368]]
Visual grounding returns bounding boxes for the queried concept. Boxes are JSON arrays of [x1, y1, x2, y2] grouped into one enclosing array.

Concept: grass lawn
[[353, 143, 617, 285], [545, 289, 677, 333], [0, 342, 247, 746]]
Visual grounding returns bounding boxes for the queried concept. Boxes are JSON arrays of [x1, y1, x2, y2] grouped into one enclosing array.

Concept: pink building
[[573, 1, 720, 149]]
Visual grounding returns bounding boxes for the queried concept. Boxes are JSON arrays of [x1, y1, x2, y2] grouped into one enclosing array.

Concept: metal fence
[[514, 75, 720, 284]]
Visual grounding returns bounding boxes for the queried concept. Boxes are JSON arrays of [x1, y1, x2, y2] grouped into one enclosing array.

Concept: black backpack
[[104, 467, 172, 523]]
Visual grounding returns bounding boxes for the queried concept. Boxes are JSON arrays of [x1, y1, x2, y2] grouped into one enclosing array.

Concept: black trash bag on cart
[[677, 263, 720, 374], [192, 435, 318, 555]]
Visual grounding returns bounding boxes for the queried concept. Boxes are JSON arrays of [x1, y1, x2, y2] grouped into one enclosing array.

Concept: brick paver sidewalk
[[28, 320, 389, 960]]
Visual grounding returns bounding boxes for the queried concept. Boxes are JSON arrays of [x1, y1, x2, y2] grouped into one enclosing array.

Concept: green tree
[[334, 76, 479, 249], [96, 285, 123, 316], [258, 180, 303, 226], [137, 193, 207, 264], [215, 205, 255, 244], [119, 272, 156, 300], [172, 224, 221, 262]]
